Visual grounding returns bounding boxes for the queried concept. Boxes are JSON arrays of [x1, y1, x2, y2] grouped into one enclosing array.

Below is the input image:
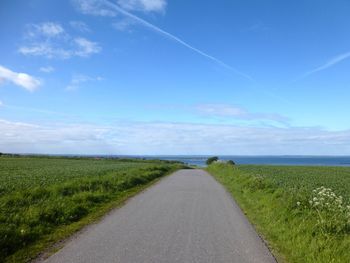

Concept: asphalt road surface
[[42, 169, 276, 263]]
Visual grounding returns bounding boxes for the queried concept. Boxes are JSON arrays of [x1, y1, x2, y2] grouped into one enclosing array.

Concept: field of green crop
[[0, 156, 185, 262], [238, 165, 350, 202], [207, 163, 350, 263]]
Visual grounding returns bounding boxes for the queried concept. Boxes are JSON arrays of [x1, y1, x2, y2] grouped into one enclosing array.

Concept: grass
[[0, 156, 186, 262], [207, 163, 350, 263]]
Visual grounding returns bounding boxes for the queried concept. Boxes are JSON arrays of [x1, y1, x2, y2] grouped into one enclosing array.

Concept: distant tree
[[227, 160, 235, 165], [206, 156, 219, 165], [0, 152, 2, 156]]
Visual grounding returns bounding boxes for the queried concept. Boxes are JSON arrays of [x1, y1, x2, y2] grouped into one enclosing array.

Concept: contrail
[[306, 52, 350, 75], [102, 0, 254, 81], [297, 51, 350, 80]]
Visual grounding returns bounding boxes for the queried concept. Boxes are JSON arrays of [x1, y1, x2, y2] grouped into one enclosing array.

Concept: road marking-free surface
[[42, 169, 276, 263]]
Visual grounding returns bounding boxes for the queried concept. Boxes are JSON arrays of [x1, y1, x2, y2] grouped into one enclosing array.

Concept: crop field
[[0, 157, 147, 194], [238, 165, 350, 202], [207, 163, 350, 263], [0, 156, 184, 262]]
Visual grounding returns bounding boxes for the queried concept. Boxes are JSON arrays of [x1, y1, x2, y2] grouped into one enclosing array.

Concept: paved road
[[42, 169, 276, 263]]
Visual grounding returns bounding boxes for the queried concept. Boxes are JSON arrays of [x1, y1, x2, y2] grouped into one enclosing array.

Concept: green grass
[[0, 156, 186, 262], [207, 163, 350, 263]]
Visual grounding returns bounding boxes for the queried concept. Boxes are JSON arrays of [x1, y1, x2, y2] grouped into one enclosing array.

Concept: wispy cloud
[[70, 21, 91, 32], [72, 0, 117, 16], [0, 119, 111, 154], [0, 100, 3, 107], [73, 0, 253, 81], [195, 104, 289, 123], [117, 0, 166, 13], [19, 44, 71, 59], [1, 118, 350, 155], [39, 66, 55, 73], [302, 51, 350, 78], [73, 0, 166, 15], [19, 22, 101, 59], [66, 74, 103, 91], [0, 65, 41, 91], [74, 37, 101, 57], [26, 22, 65, 38]]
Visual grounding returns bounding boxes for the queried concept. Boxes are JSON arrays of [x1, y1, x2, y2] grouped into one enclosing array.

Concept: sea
[[135, 156, 350, 167], [30, 154, 350, 167]]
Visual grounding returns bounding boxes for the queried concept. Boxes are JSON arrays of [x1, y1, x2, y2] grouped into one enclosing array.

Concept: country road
[[41, 169, 276, 263]]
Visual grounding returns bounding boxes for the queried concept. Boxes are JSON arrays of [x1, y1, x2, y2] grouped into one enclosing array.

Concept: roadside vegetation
[[0, 156, 186, 262], [207, 163, 350, 263]]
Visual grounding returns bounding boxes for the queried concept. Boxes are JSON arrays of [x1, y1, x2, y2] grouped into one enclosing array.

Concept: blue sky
[[0, 0, 350, 155]]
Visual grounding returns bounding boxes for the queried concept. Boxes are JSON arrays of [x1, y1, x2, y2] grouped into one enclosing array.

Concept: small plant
[[206, 156, 218, 165]]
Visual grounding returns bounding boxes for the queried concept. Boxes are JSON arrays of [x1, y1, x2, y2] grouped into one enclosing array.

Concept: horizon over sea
[[121, 155, 350, 167], [17, 154, 350, 167]]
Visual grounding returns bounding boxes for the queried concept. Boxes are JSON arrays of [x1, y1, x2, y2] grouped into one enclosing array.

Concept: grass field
[[207, 163, 350, 263], [0, 156, 185, 262]]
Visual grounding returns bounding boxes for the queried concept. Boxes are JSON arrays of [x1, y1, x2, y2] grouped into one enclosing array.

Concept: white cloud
[[117, 0, 166, 13], [27, 22, 65, 38], [19, 22, 101, 59], [74, 37, 101, 57], [0, 65, 41, 91], [38, 22, 64, 37], [39, 66, 55, 73], [302, 51, 350, 78], [0, 119, 112, 154], [19, 43, 72, 59], [70, 21, 91, 32], [72, 0, 117, 16], [72, 0, 166, 15], [195, 104, 289, 123], [1, 119, 350, 155], [66, 74, 103, 91], [0, 101, 3, 107]]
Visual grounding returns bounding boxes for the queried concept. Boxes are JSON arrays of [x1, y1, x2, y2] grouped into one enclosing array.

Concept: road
[[42, 169, 276, 263]]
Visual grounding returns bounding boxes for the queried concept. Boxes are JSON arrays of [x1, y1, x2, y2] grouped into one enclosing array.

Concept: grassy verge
[[0, 156, 186, 262], [207, 163, 350, 263]]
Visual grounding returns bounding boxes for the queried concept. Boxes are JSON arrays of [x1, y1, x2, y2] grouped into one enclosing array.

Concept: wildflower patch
[[306, 186, 350, 234]]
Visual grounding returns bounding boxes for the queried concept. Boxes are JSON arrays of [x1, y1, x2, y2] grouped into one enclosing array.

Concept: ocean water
[[138, 156, 350, 167]]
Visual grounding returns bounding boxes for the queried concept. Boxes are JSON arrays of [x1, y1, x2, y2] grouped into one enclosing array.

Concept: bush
[[206, 156, 219, 165], [227, 160, 235, 165]]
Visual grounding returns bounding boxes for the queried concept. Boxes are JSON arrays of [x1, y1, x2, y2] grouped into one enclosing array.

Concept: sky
[[0, 0, 350, 155]]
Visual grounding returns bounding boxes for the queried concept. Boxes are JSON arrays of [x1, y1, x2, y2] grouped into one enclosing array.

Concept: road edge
[[204, 168, 282, 263]]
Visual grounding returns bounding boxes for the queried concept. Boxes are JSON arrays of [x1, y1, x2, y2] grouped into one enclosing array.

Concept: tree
[[206, 156, 218, 165], [227, 160, 235, 165]]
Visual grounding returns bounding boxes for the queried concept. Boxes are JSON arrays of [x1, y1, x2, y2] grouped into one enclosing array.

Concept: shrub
[[227, 160, 235, 165], [206, 156, 219, 165]]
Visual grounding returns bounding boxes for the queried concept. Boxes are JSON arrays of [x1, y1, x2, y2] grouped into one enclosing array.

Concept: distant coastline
[[2, 153, 350, 167]]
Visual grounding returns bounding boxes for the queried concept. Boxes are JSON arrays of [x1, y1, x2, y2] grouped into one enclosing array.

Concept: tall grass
[[207, 163, 350, 263]]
